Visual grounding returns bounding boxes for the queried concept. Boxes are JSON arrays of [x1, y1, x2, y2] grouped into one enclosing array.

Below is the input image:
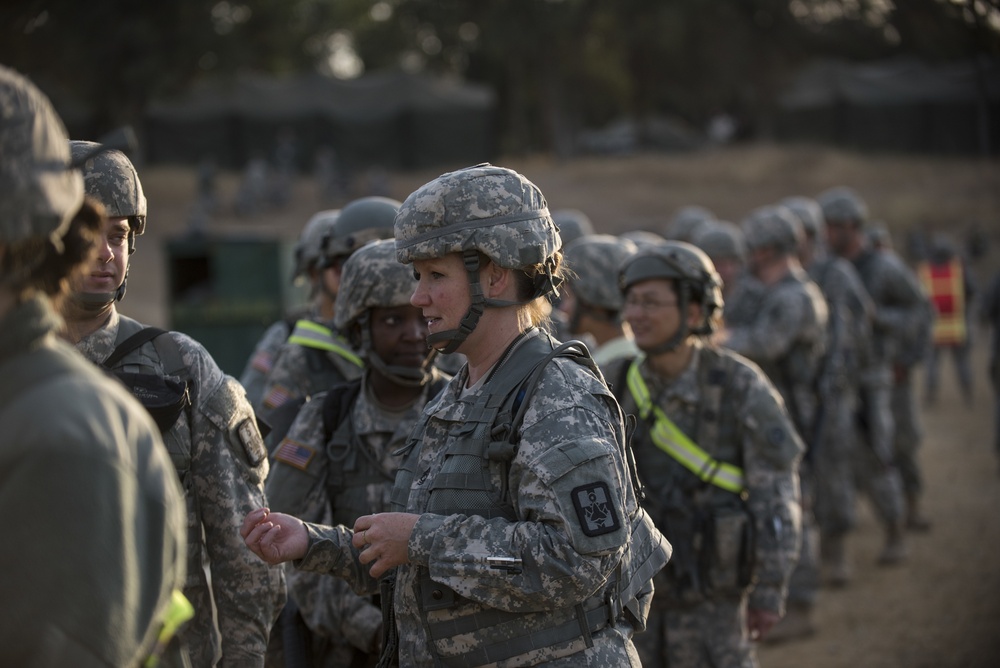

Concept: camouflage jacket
[[605, 343, 803, 615], [295, 328, 656, 667], [75, 307, 284, 668], [0, 296, 186, 667]]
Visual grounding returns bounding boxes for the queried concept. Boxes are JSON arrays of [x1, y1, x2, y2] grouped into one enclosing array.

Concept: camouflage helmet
[[551, 208, 595, 247], [334, 238, 417, 332], [70, 141, 146, 235], [619, 241, 724, 344], [691, 220, 746, 263], [780, 196, 824, 239], [664, 205, 715, 242], [334, 238, 431, 385], [741, 205, 803, 255], [620, 229, 667, 249], [817, 186, 868, 226], [320, 196, 398, 266], [293, 209, 339, 280], [564, 234, 638, 311], [394, 163, 560, 273], [0, 65, 83, 246]]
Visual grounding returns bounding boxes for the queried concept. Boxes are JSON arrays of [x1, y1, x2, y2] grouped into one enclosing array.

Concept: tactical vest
[[616, 347, 756, 605], [386, 334, 669, 667]]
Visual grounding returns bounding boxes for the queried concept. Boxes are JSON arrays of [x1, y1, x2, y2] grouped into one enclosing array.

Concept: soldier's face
[[370, 304, 431, 368], [410, 254, 472, 349], [825, 220, 854, 256], [75, 215, 128, 295], [623, 279, 683, 351]]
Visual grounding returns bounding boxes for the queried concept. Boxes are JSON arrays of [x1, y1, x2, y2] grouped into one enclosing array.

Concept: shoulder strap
[[104, 327, 168, 368], [321, 378, 364, 444]]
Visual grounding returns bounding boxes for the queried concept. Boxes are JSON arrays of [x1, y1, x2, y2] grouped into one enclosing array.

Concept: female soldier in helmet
[[244, 164, 669, 667]]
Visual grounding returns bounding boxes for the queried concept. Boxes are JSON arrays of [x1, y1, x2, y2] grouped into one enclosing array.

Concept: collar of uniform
[[74, 307, 120, 365], [641, 339, 703, 409]]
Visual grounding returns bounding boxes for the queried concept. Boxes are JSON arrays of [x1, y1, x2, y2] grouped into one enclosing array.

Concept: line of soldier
[[4, 59, 942, 668]]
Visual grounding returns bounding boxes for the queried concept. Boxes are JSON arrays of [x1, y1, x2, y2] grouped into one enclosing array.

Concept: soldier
[[604, 242, 804, 667], [719, 205, 827, 641], [560, 234, 640, 369], [239, 208, 340, 408], [819, 187, 934, 533], [256, 196, 398, 444], [784, 195, 906, 585], [244, 163, 670, 667], [691, 219, 765, 330], [59, 141, 284, 667], [265, 238, 449, 666], [0, 66, 187, 666], [550, 207, 595, 247]]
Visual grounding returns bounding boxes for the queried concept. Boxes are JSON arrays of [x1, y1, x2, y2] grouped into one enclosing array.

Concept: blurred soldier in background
[[621, 228, 668, 248], [60, 139, 284, 667], [560, 234, 639, 369], [720, 205, 827, 642], [917, 233, 976, 406], [664, 204, 715, 242], [785, 195, 895, 585], [820, 187, 934, 534], [691, 219, 764, 330], [240, 209, 340, 408], [550, 207, 595, 248], [265, 239, 449, 667], [255, 196, 398, 445], [606, 242, 803, 667], [0, 64, 189, 668]]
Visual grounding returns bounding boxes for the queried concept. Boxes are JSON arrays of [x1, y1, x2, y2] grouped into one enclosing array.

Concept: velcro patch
[[263, 384, 291, 409], [238, 417, 267, 467], [274, 439, 316, 471], [571, 482, 621, 537]]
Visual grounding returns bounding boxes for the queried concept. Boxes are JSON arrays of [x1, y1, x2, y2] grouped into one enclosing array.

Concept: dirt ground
[[133, 143, 1000, 667]]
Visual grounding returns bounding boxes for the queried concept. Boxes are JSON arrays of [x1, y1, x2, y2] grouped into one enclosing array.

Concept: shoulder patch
[[274, 438, 316, 471], [263, 384, 291, 409], [238, 417, 267, 467], [250, 349, 274, 374], [571, 482, 621, 537]]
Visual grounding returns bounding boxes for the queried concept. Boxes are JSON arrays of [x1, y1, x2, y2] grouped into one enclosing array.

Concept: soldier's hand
[[747, 607, 781, 641], [353, 513, 420, 579], [241, 508, 309, 565]]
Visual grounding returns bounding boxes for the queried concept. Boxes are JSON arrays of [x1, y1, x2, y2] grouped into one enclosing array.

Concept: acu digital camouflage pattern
[[334, 238, 419, 332], [295, 329, 651, 666], [0, 65, 83, 245], [817, 186, 869, 224], [69, 140, 147, 231], [74, 309, 284, 667], [322, 196, 398, 261], [780, 196, 825, 240], [741, 205, 803, 254], [563, 234, 638, 311], [266, 371, 448, 666], [603, 344, 803, 668], [691, 220, 747, 263], [393, 163, 561, 271], [294, 209, 339, 280]]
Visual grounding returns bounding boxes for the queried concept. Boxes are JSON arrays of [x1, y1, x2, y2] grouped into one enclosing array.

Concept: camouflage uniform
[[240, 311, 300, 408], [0, 66, 187, 667], [66, 139, 284, 667], [291, 164, 669, 666], [75, 311, 285, 666], [611, 242, 803, 667]]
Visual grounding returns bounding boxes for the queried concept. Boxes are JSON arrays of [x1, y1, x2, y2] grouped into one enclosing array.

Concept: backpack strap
[[104, 327, 168, 369]]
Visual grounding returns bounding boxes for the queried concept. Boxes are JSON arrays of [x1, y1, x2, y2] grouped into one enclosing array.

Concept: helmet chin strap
[[359, 313, 437, 387]]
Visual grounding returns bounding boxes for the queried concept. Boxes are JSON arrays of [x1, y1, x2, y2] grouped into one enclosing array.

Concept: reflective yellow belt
[[144, 589, 195, 667], [627, 358, 746, 494], [287, 319, 363, 367]]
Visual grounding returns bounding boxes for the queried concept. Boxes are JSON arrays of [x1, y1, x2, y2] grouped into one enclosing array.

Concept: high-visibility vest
[[287, 319, 364, 367], [917, 259, 967, 346], [626, 359, 746, 494]]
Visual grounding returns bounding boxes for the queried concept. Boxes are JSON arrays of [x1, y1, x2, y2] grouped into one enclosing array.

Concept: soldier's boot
[[763, 601, 816, 644], [877, 521, 908, 566], [905, 493, 932, 532], [821, 532, 851, 587]]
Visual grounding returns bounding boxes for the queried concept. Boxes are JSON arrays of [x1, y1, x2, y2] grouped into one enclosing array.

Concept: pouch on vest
[[701, 505, 756, 597], [114, 371, 190, 434]]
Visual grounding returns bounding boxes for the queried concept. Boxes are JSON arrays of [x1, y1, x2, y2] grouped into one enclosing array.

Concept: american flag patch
[[274, 440, 315, 471], [250, 350, 274, 374], [263, 384, 291, 409]]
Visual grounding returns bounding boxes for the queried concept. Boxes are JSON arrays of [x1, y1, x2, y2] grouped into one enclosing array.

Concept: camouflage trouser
[[813, 392, 858, 536], [784, 464, 820, 607], [852, 383, 906, 526], [634, 594, 756, 668], [892, 371, 924, 496]]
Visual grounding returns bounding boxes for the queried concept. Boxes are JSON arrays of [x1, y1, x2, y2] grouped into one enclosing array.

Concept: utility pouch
[[702, 506, 756, 596], [114, 371, 190, 433]]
